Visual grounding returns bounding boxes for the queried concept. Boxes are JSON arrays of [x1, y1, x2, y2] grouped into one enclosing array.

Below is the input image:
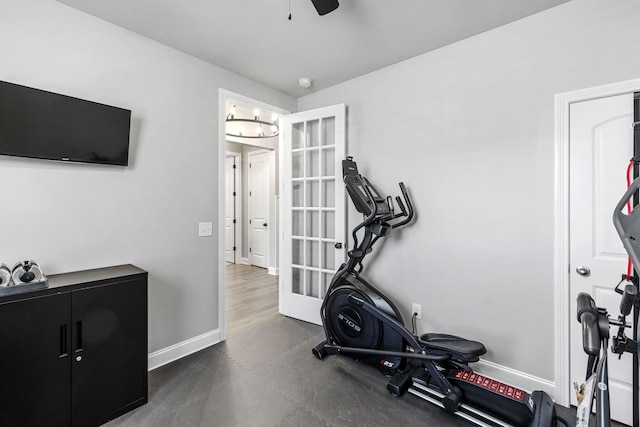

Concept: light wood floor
[[225, 263, 280, 337]]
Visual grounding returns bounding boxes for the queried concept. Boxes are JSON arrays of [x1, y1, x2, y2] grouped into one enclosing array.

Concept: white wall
[[0, 0, 295, 357], [298, 0, 640, 383]]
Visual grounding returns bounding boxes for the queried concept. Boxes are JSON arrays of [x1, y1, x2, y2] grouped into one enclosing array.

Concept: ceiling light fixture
[[310, 0, 339, 15], [226, 105, 279, 139]]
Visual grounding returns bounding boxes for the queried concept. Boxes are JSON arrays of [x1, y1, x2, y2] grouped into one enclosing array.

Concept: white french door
[[568, 93, 635, 425], [279, 104, 346, 325]]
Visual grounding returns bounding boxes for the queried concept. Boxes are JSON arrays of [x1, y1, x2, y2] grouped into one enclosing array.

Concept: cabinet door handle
[[59, 324, 68, 358], [75, 321, 83, 353]]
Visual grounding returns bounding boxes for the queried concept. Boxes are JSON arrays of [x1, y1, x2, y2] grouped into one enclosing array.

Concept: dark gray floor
[[105, 312, 585, 427]]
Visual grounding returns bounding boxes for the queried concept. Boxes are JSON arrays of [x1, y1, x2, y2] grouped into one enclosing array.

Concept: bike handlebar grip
[[395, 196, 407, 216], [395, 182, 414, 225], [576, 293, 600, 356], [620, 284, 637, 317], [576, 292, 597, 321], [398, 182, 407, 199]]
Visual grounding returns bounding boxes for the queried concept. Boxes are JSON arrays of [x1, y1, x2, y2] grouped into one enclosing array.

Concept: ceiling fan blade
[[310, 0, 339, 15]]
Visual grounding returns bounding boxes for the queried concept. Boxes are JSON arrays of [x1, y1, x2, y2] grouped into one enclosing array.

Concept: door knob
[[263, 223, 268, 227], [335, 242, 342, 249], [576, 266, 591, 277]]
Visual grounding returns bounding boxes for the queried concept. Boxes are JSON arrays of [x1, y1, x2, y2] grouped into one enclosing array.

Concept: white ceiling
[[55, 0, 571, 97]]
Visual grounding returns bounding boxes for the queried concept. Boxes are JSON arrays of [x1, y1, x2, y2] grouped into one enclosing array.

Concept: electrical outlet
[[411, 303, 422, 319]]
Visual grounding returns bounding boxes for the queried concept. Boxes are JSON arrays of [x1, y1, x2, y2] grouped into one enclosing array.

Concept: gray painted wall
[[298, 0, 640, 381], [0, 0, 295, 354]]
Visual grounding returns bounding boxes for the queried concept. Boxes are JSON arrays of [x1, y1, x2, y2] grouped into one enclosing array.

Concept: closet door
[[0, 293, 72, 426], [71, 278, 147, 426]]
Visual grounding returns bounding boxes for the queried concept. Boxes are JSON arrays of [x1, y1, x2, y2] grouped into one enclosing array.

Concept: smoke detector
[[299, 78, 313, 88]]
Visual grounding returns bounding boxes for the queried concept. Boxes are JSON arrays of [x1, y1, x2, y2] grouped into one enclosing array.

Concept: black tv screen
[[0, 80, 131, 166]]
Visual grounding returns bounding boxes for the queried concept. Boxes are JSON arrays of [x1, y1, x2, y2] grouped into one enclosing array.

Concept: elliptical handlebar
[[342, 157, 414, 271], [391, 182, 414, 228], [351, 177, 414, 230], [576, 292, 601, 356], [349, 174, 379, 247], [620, 284, 638, 317]]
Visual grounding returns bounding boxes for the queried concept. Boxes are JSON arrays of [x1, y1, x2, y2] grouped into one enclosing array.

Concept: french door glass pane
[[292, 239, 303, 266], [292, 123, 304, 149], [307, 180, 319, 207], [321, 117, 335, 146], [322, 211, 335, 239], [307, 150, 320, 177], [292, 182, 303, 207], [322, 148, 335, 176], [307, 120, 320, 147], [322, 180, 335, 207], [292, 268, 303, 295], [307, 241, 319, 268], [292, 211, 303, 236], [322, 242, 335, 270], [307, 270, 319, 297], [292, 151, 304, 178], [306, 211, 319, 238]]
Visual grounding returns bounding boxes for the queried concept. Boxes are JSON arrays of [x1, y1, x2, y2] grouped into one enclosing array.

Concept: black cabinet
[[0, 265, 148, 426]]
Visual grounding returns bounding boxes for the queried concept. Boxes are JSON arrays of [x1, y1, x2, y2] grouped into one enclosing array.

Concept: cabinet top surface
[[48, 264, 147, 288], [0, 264, 147, 303]]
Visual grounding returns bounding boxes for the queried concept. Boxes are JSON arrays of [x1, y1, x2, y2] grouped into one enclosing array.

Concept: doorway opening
[[218, 90, 290, 339]]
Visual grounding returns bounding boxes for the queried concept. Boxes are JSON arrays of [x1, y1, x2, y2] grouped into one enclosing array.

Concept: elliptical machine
[[313, 157, 561, 427], [312, 156, 418, 374]]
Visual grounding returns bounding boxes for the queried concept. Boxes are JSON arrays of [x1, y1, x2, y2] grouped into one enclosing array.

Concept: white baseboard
[[240, 257, 250, 265], [474, 359, 556, 399], [268, 266, 279, 275], [147, 329, 221, 371]]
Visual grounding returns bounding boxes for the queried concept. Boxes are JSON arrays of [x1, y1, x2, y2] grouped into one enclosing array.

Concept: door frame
[[554, 77, 640, 407], [225, 151, 242, 264], [247, 148, 272, 269], [218, 89, 290, 341]]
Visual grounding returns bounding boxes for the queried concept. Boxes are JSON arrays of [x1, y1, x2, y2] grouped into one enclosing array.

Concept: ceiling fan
[[310, 0, 339, 15]]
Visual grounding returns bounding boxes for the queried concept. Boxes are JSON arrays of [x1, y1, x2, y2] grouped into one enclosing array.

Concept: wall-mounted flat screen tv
[[0, 80, 131, 166]]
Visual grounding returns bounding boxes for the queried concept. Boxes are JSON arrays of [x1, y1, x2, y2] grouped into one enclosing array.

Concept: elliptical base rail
[[409, 382, 512, 427]]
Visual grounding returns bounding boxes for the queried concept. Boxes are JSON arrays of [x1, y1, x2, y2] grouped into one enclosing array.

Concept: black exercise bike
[[313, 157, 563, 427]]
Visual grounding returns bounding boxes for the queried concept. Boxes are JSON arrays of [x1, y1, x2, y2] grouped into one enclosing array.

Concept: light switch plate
[[198, 222, 213, 237]]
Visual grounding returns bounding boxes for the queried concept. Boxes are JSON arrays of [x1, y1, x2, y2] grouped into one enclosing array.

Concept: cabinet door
[[0, 293, 72, 426], [71, 278, 147, 426]]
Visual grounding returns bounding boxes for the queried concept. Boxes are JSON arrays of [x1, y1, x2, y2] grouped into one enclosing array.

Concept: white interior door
[[569, 93, 635, 425], [249, 150, 270, 268], [279, 104, 346, 325], [225, 155, 237, 263]]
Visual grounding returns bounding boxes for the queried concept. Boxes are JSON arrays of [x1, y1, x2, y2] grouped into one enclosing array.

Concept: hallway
[[226, 263, 279, 337]]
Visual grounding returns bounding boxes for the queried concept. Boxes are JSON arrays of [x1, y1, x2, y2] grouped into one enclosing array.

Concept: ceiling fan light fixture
[[310, 0, 339, 16]]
